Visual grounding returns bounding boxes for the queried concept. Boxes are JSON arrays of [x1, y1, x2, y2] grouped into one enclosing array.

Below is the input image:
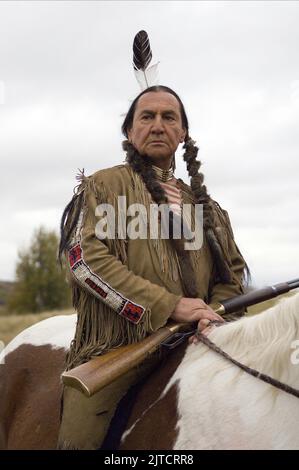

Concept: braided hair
[[122, 85, 239, 296]]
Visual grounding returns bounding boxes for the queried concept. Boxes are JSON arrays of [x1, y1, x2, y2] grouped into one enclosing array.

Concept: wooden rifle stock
[[62, 321, 189, 397], [62, 278, 299, 397]]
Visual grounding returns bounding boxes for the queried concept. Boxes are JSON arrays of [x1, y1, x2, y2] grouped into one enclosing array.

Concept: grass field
[[0, 308, 74, 345], [0, 290, 297, 347], [246, 290, 297, 315]]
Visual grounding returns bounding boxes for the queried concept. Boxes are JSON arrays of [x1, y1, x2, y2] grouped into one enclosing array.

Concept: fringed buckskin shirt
[[64, 164, 246, 369]]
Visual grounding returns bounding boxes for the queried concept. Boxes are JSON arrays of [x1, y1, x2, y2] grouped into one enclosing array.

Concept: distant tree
[[8, 227, 71, 313]]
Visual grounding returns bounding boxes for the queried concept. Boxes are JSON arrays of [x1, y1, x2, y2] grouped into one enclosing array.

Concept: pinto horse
[[1, 294, 299, 450]]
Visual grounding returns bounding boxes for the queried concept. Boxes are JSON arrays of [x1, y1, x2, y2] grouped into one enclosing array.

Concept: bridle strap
[[196, 331, 299, 400]]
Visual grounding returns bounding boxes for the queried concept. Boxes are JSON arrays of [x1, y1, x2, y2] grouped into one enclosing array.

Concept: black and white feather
[[133, 30, 159, 90]]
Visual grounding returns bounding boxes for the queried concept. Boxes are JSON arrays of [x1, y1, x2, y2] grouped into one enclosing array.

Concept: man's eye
[[165, 115, 175, 121], [141, 115, 152, 120]]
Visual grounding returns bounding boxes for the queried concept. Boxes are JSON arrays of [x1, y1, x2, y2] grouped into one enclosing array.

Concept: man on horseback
[[57, 33, 249, 450]]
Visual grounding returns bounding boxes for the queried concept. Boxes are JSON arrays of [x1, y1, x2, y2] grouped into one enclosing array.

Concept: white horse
[[163, 293, 299, 450], [1, 294, 299, 449]]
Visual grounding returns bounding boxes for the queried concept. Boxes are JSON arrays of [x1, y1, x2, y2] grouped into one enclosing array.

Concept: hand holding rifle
[[171, 297, 225, 342]]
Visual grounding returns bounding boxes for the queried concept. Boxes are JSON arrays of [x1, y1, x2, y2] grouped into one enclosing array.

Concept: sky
[[0, 1, 298, 287]]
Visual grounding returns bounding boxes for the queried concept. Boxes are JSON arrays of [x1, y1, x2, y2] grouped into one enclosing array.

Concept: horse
[[1, 293, 299, 450]]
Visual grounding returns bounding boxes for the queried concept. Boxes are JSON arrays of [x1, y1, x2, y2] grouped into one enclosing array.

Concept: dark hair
[[121, 85, 189, 139]]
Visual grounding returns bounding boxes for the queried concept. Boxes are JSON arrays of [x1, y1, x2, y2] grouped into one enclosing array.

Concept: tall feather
[[133, 30, 159, 90], [133, 30, 152, 71]]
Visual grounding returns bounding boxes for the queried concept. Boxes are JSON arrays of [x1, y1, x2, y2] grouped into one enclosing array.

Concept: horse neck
[[208, 293, 299, 388]]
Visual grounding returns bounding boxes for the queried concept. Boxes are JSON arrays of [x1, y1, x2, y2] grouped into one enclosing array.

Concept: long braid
[[58, 191, 84, 265], [123, 141, 166, 205], [123, 140, 199, 297], [182, 136, 236, 283]]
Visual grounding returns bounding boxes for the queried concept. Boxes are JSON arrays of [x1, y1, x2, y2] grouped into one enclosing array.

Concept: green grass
[[246, 290, 298, 316], [0, 308, 74, 345]]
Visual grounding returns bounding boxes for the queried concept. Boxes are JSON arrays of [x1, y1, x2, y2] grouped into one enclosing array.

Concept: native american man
[[57, 85, 248, 449]]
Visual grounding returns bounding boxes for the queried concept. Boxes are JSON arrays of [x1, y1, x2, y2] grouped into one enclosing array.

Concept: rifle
[[62, 278, 299, 397]]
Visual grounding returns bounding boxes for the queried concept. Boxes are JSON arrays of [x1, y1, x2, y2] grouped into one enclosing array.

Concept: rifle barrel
[[287, 280, 299, 289], [286, 278, 299, 285], [221, 281, 299, 315]]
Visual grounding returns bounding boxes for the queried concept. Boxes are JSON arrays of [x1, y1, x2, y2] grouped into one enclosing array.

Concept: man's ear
[[127, 128, 132, 143], [180, 128, 187, 143]]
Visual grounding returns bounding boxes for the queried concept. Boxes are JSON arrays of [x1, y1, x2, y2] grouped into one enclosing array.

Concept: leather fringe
[[66, 285, 152, 370], [64, 174, 152, 370], [130, 170, 181, 282]]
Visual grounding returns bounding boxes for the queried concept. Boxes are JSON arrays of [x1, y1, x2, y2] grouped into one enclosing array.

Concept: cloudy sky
[[0, 1, 298, 287]]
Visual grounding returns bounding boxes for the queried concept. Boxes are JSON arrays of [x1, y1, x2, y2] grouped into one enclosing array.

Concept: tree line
[[7, 227, 71, 314]]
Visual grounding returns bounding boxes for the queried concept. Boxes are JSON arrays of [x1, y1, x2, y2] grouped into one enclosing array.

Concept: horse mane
[[185, 293, 299, 390]]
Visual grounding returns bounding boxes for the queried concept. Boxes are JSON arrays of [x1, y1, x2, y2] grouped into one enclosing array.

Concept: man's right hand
[[170, 297, 224, 334]]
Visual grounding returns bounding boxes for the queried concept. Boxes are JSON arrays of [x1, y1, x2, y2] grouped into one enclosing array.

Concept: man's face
[[127, 91, 186, 165]]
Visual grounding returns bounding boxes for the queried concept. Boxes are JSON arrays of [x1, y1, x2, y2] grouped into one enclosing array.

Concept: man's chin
[[141, 151, 172, 161]]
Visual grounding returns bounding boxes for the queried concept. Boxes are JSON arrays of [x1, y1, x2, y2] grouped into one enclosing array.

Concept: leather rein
[[162, 321, 299, 400]]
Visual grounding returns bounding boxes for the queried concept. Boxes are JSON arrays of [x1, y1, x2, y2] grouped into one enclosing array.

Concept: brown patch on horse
[[0, 344, 66, 449], [120, 343, 188, 450]]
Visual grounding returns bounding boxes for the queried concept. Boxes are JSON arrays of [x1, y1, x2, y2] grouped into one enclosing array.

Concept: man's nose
[[151, 115, 164, 133]]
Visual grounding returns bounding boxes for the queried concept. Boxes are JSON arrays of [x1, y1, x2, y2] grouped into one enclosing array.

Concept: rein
[[195, 326, 299, 400], [162, 321, 299, 399]]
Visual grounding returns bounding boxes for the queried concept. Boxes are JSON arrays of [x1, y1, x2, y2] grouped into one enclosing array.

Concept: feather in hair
[[133, 30, 159, 90]]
